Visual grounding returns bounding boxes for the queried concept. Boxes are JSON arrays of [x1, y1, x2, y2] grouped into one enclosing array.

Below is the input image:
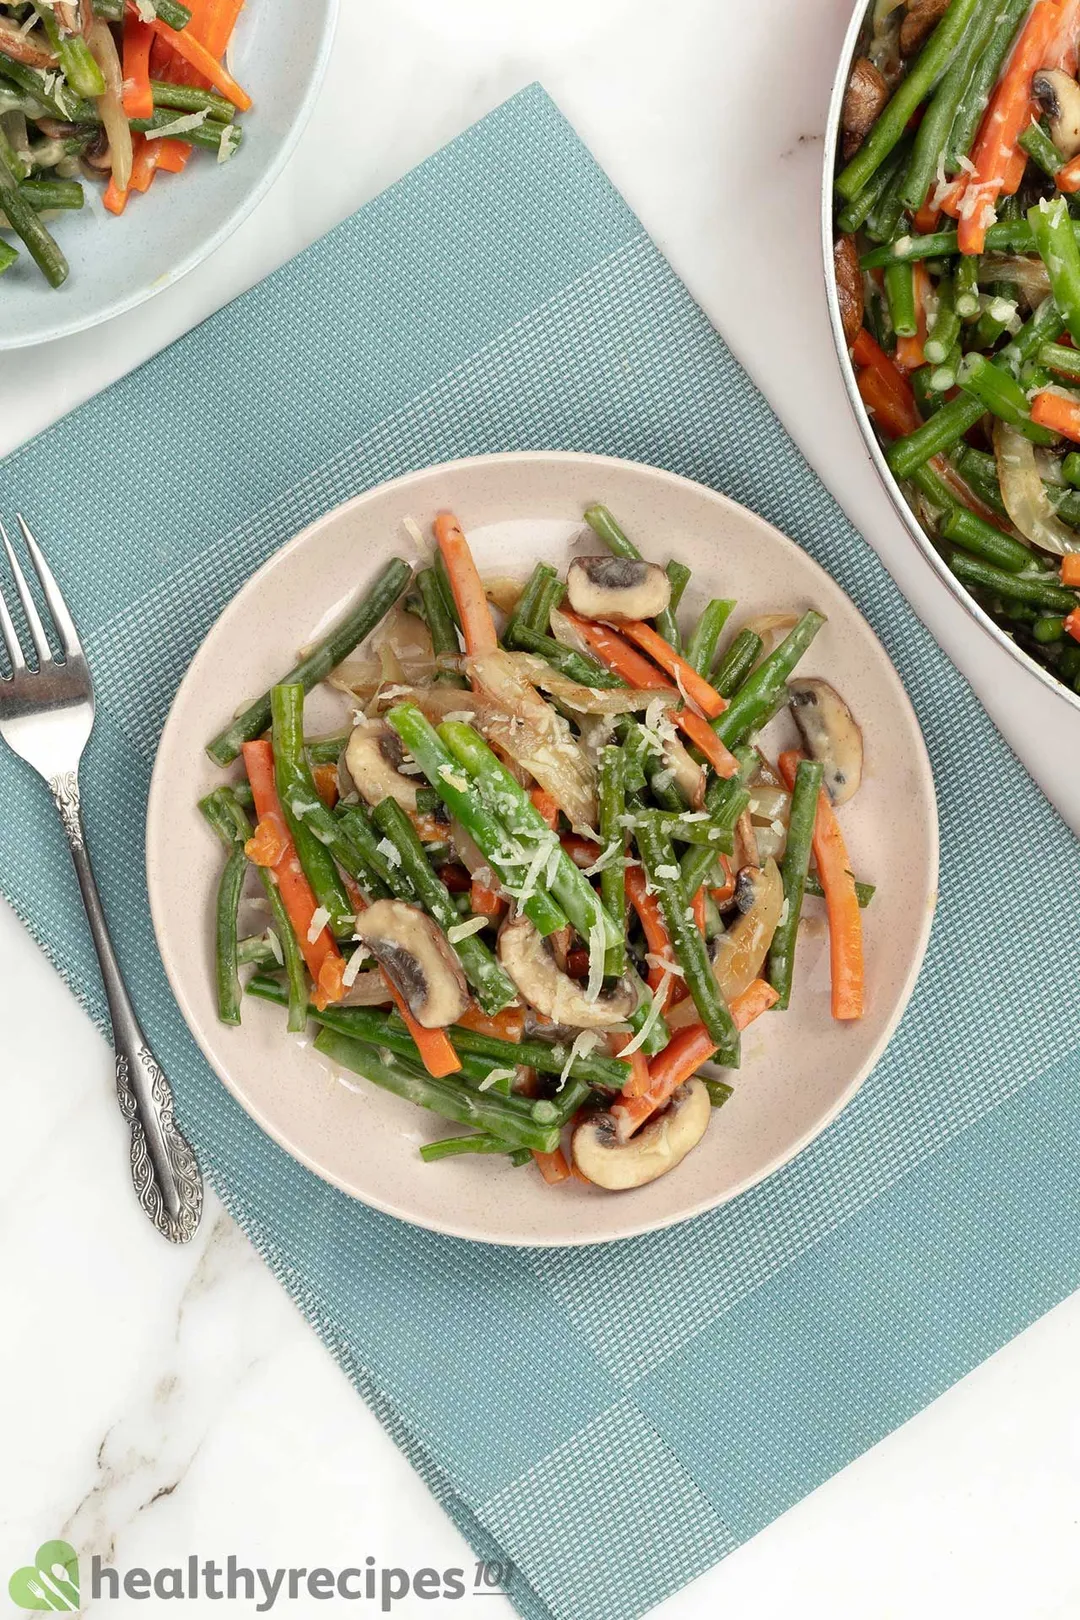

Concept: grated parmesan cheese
[[447, 915, 489, 943], [585, 913, 607, 1003], [656, 864, 681, 880], [144, 109, 209, 141], [617, 974, 672, 1058], [558, 1029, 602, 1088], [342, 945, 370, 987], [478, 1067, 517, 1092], [439, 764, 469, 792], [307, 907, 330, 944], [266, 928, 284, 966], [376, 837, 402, 868]]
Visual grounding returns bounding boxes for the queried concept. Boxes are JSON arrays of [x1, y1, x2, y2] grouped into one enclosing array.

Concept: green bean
[[431, 549, 463, 634], [1033, 614, 1066, 643], [129, 110, 242, 156], [31, 2, 105, 98], [529, 573, 565, 635], [202, 788, 308, 1032], [911, 365, 949, 421], [416, 566, 466, 687], [888, 379, 1010, 478], [1063, 452, 1080, 488], [928, 341, 962, 393], [884, 259, 917, 338], [370, 797, 517, 1014], [506, 623, 625, 687], [924, 273, 960, 366], [655, 559, 691, 652], [944, 544, 1080, 609], [149, 80, 234, 121], [17, 179, 83, 210], [933, 503, 1033, 573], [685, 598, 735, 676], [957, 352, 1056, 444], [0, 153, 65, 285], [439, 720, 621, 949], [1019, 120, 1066, 181], [313, 1028, 561, 1154], [1039, 342, 1080, 382], [635, 817, 739, 1062], [712, 611, 826, 750], [767, 758, 823, 1010], [838, 138, 906, 236], [198, 795, 247, 1025], [703, 1078, 734, 1108], [952, 447, 1004, 515], [598, 745, 627, 975], [385, 703, 568, 936], [419, 1134, 528, 1163], [270, 687, 354, 935], [834, 0, 983, 200], [501, 562, 555, 645], [858, 217, 1046, 268], [305, 732, 349, 767], [0, 238, 16, 274], [0, 121, 27, 183], [954, 253, 981, 320], [634, 809, 735, 850], [237, 934, 280, 970], [1029, 197, 1080, 347], [583, 503, 641, 559], [712, 628, 763, 698], [1059, 642, 1080, 682], [0, 58, 84, 121], [91, 0, 124, 17], [944, 0, 1032, 170], [805, 871, 875, 908], [206, 557, 411, 765], [900, 0, 993, 214]]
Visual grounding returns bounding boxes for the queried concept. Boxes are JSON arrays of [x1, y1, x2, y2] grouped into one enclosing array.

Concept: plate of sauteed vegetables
[[148, 454, 937, 1245], [0, 0, 335, 344], [829, 0, 1080, 709]]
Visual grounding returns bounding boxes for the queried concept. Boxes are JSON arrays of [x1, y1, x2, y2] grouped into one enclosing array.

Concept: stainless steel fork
[[0, 516, 202, 1243]]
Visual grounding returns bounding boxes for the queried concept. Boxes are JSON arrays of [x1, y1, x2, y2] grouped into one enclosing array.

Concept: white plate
[[147, 451, 939, 1245], [0, 0, 337, 349]]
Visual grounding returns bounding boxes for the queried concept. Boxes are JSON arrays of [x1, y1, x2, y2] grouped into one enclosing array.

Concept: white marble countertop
[[3, 1, 1080, 1616]]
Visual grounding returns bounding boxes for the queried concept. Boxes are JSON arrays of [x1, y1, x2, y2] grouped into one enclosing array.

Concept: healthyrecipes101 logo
[[9, 1543, 514, 1611]]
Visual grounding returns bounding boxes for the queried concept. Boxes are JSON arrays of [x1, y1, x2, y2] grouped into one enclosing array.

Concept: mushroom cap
[[566, 556, 672, 623], [787, 677, 863, 806], [1033, 69, 1080, 159], [355, 899, 469, 1028], [572, 1080, 711, 1189], [345, 718, 420, 812]]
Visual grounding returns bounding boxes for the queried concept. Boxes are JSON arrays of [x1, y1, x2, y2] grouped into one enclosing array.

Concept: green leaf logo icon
[[8, 1542, 80, 1612]]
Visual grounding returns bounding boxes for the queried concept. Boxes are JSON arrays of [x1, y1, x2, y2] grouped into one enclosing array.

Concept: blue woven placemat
[[3, 85, 1080, 1620]]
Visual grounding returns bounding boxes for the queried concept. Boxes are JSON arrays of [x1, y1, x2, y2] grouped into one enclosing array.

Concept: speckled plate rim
[[147, 451, 939, 1246], [0, 0, 338, 351], [821, 0, 1080, 720]]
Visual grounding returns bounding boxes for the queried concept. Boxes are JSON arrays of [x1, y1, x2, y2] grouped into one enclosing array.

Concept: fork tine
[[17, 515, 82, 659], [0, 519, 53, 668], [0, 575, 26, 676]]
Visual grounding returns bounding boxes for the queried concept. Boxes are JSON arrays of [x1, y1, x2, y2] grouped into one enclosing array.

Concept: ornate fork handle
[[49, 770, 203, 1244]]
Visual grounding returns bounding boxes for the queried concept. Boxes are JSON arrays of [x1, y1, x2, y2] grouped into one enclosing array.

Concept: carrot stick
[[561, 609, 739, 775], [625, 863, 675, 1001], [103, 174, 128, 215], [312, 763, 339, 808], [469, 875, 505, 918], [203, 0, 245, 54], [433, 511, 499, 657], [1059, 152, 1080, 192], [122, 15, 154, 118], [1065, 605, 1080, 640], [1061, 555, 1080, 586], [144, 7, 252, 109], [242, 741, 344, 994], [778, 749, 864, 1020], [710, 854, 735, 907], [612, 979, 777, 1135], [616, 619, 727, 718], [154, 137, 191, 173], [530, 788, 560, 829], [912, 201, 940, 234], [957, 0, 1064, 255], [609, 1031, 652, 1098], [128, 133, 161, 194], [691, 885, 707, 933], [532, 1147, 572, 1184], [856, 366, 922, 439], [457, 1003, 525, 1042], [561, 833, 601, 868], [1031, 389, 1080, 442]]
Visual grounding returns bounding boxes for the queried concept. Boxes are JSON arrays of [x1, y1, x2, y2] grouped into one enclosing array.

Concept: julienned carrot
[[155, 138, 191, 173], [710, 854, 735, 907], [624, 862, 672, 993], [145, 9, 252, 110], [470, 875, 505, 918], [530, 788, 560, 829], [691, 885, 707, 933], [912, 201, 940, 234], [895, 261, 931, 371], [533, 1147, 572, 1183], [1061, 555, 1080, 586], [1066, 605, 1080, 640], [457, 1003, 525, 1042], [202, 0, 245, 54], [103, 174, 128, 215], [1059, 153, 1080, 192], [128, 134, 161, 194], [612, 979, 778, 1135], [778, 749, 864, 1020], [857, 366, 921, 440], [956, 0, 1064, 255], [434, 511, 499, 657], [122, 15, 154, 118], [242, 740, 344, 1000], [617, 619, 727, 718], [1031, 390, 1080, 442], [560, 609, 739, 776], [609, 1031, 652, 1098], [561, 833, 601, 868], [312, 763, 339, 808]]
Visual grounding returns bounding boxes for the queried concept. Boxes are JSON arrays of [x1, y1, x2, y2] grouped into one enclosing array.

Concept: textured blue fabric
[[2, 85, 1079, 1620]]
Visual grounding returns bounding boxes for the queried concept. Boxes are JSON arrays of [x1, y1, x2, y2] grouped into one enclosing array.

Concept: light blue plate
[[0, 0, 337, 349]]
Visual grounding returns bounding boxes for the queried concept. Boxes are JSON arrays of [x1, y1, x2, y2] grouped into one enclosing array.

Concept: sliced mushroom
[[834, 234, 864, 348], [497, 914, 637, 1029], [354, 899, 469, 1028], [344, 718, 420, 812], [842, 57, 889, 159], [653, 732, 706, 809], [566, 556, 671, 623], [787, 677, 863, 805], [1033, 70, 1080, 159], [573, 1080, 710, 1189], [0, 15, 58, 68], [667, 860, 784, 1029], [900, 0, 949, 55]]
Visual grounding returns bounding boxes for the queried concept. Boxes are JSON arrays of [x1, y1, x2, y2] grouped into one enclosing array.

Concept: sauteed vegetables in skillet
[[199, 508, 873, 1191], [834, 0, 1080, 693], [0, 0, 249, 288]]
